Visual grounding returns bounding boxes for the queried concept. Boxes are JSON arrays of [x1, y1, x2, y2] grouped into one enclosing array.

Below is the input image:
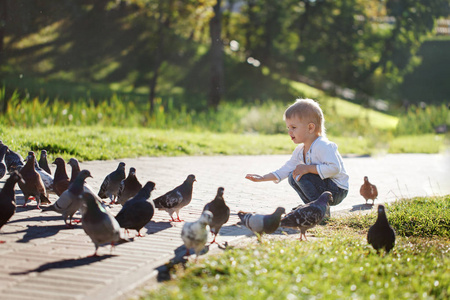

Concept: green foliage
[[143, 196, 450, 299], [396, 103, 449, 135]]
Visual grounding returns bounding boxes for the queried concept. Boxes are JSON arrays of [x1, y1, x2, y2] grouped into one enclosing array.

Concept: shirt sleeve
[[316, 142, 342, 179], [271, 145, 303, 183]]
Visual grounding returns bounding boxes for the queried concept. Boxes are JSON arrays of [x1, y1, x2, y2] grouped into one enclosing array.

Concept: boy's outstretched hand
[[245, 174, 264, 182]]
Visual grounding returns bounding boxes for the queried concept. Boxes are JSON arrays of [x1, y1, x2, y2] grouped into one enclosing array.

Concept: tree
[[208, 0, 224, 109]]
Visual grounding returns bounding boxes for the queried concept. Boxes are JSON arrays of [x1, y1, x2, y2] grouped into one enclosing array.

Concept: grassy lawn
[[0, 126, 446, 162], [142, 196, 450, 299]]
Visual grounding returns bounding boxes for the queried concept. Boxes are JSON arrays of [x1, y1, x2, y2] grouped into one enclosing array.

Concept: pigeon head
[[40, 150, 48, 158], [199, 210, 213, 225], [118, 162, 126, 170], [377, 204, 386, 215], [216, 187, 225, 197], [52, 157, 65, 166], [68, 158, 79, 167], [319, 191, 333, 205], [78, 169, 93, 180], [185, 174, 196, 184], [364, 176, 369, 182], [129, 167, 137, 176], [143, 181, 156, 192], [274, 207, 286, 216]]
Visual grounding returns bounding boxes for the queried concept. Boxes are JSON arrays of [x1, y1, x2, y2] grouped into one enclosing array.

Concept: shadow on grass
[[10, 255, 116, 275], [350, 203, 374, 212]]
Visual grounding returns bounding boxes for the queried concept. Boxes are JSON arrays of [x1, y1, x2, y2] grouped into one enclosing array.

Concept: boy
[[245, 99, 348, 214]]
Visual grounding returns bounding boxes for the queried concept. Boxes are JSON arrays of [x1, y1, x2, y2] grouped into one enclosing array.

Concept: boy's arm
[[245, 173, 277, 182]]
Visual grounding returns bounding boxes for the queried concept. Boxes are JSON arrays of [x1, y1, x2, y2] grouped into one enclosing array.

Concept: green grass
[[142, 196, 450, 299], [0, 127, 446, 162]]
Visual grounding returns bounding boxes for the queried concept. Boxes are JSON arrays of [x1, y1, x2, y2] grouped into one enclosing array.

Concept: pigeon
[[52, 157, 70, 196], [80, 191, 127, 256], [38, 150, 52, 175], [203, 187, 230, 244], [0, 171, 24, 243], [280, 191, 332, 241], [68, 158, 81, 184], [28, 152, 54, 193], [3, 145, 24, 173], [238, 207, 286, 241], [18, 151, 50, 209], [0, 145, 6, 179], [117, 167, 143, 205], [41, 170, 93, 227], [115, 181, 156, 237], [98, 162, 126, 204], [367, 204, 396, 254], [360, 176, 378, 205], [181, 210, 213, 258], [153, 174, 196, 222]]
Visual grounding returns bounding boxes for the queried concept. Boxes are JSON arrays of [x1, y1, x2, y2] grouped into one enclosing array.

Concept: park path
[[0, 153, 449, 299]]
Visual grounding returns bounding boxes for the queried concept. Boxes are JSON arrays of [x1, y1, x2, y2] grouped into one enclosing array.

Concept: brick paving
[[0, 153, 449, 299]]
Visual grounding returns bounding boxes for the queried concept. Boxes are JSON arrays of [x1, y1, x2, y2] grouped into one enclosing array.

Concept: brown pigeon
[[153, 174, 196, 222], [360, 176, 378, 205], [367, 204, 396, 254], [52, 157, 71, 196], [38, 150, 52, 175], [18, 151, 50, 209], [203, 187, 230, 244], [68, 158, 81, 184], [280, 192, 332, 241], [0, 171, 24, 243]]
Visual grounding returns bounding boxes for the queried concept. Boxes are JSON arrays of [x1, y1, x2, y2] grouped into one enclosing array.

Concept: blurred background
[[0, 0, 449, 139]]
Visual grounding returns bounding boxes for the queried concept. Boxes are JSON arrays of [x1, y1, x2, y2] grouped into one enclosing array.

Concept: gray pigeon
[[153, 174, 196, 222], [115, 181, 156, 237], [238, 207, 286, 241], [38, 150, 52, 175], [0, 145, 6, 179], [41, 170, 93, 227], [98, 162, 126, 204], [0, 171, 24, 243], [52, 157, 70, 196], [117, 167, 142, 205], [367, 204, 396, 254], [280, 191, 332, 241], [203, 187, 230, 244], [68, 158, 81, 184], [181, 210, 213, 258], [3, 145, 24, 173], [18, 151, 50, 209], [80, 191, 126, 256]]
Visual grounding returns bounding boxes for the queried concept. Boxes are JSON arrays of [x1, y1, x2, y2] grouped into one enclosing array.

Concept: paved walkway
[[0, 153, 449, 299]]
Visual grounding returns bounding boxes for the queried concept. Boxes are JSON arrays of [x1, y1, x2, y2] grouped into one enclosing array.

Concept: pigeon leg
[[175, 212, 184, 222], [135, 230, 144, 237], [0, 241, 5, 244]]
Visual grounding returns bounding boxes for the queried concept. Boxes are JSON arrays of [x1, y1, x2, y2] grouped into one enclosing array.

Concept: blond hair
[[284, 98, 326, 136]]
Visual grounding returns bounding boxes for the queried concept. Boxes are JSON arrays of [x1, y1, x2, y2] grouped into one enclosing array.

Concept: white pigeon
[[181, 211, 213, 259]]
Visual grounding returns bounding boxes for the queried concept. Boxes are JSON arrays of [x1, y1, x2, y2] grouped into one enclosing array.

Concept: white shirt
[[271, 136, 349, 190]]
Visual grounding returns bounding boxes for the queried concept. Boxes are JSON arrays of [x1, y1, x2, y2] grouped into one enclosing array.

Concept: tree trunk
[[0, 0, 7, 114], [149, 0, 165, 114], [208, 0, 224, 109]]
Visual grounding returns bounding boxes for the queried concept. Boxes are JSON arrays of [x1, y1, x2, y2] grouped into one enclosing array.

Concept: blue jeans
[[288, 172, 348, 206]]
